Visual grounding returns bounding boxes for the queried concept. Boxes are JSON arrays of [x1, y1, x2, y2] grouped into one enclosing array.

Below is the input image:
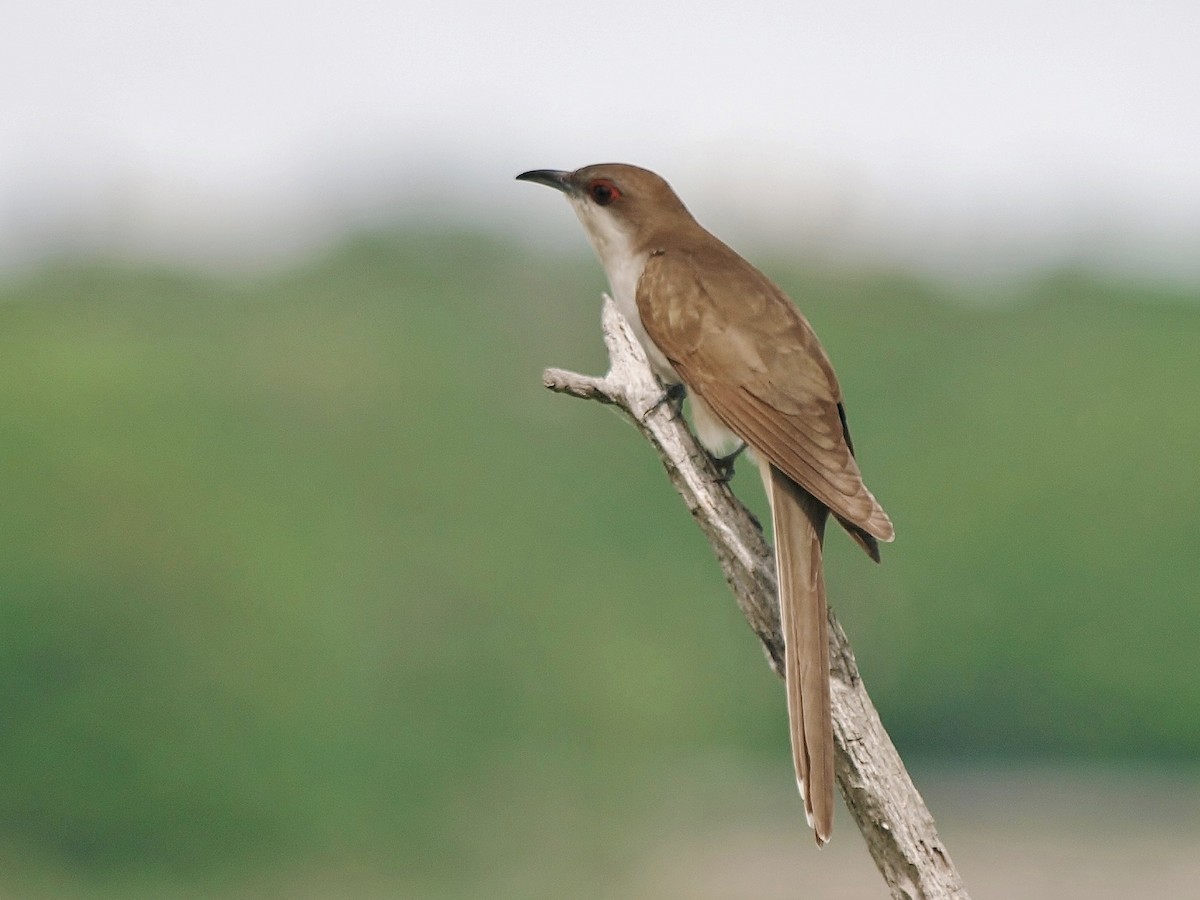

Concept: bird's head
[[516, 163, 694, 255]]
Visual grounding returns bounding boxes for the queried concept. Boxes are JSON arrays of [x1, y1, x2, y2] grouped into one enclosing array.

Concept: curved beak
[[516, 169, 574, 194]]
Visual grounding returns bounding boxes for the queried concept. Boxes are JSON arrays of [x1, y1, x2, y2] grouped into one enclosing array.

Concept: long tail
[[763, 461, 834, 845]]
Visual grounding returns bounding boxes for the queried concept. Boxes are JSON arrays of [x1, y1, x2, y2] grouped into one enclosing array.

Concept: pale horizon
[[4, 0, 1198, 280]]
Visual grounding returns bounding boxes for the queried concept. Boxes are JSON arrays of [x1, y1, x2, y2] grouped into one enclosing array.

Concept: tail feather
[[764, 462, 835, 845]]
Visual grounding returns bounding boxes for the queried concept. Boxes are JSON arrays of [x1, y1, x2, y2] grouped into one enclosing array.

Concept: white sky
[[2, 0, 1198, 276]]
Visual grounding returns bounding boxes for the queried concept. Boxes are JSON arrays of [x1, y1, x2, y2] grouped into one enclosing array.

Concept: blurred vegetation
[[0, 231, 1196, 896]]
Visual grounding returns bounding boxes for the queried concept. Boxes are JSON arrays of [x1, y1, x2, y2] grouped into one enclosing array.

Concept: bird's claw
[[645, 381, 687, 420], [710, 442, 748, 483]]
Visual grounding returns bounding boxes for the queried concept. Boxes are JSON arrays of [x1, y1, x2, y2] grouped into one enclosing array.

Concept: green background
[[1, 231, 1197, 896]]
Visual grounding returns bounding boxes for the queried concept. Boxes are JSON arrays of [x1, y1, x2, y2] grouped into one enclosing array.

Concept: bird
[[517, 163, 893, 844]]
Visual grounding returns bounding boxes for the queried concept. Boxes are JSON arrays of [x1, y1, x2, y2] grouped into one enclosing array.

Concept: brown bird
[[517, 163, 893, 844]]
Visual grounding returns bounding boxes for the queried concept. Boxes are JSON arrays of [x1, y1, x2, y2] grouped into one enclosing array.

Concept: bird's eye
[[590, 180, 619, 206]]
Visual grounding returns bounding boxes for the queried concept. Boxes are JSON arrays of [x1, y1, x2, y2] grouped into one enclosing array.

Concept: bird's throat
[[568, 197, 678, 379]]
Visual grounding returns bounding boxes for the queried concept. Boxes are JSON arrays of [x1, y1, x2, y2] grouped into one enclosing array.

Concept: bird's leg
[[646, 380, 687, 420], [710, 442, 748, 483]]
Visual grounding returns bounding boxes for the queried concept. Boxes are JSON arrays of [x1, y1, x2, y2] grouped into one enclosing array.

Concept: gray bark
[[543, 296, 970, 900]]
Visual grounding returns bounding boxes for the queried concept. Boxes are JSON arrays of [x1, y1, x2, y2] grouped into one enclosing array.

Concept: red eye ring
[[589, 180, 620, 206]]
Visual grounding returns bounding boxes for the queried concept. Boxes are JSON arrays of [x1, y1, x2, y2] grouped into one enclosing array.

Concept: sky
[[3, 0, 1198, 277]]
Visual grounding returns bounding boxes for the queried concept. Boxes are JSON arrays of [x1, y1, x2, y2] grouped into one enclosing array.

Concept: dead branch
[[543, 296, 970, 900]]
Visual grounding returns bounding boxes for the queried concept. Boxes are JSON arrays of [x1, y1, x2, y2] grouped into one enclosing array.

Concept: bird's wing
[[636, 247, 893, 542]]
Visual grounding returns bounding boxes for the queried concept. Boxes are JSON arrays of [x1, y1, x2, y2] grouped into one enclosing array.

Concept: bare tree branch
[[544, 296, 970, 900]]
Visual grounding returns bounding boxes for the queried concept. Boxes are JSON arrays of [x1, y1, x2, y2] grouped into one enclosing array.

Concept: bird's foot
[[710, 442, 748, 483], [645, 381, 687, 420]]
